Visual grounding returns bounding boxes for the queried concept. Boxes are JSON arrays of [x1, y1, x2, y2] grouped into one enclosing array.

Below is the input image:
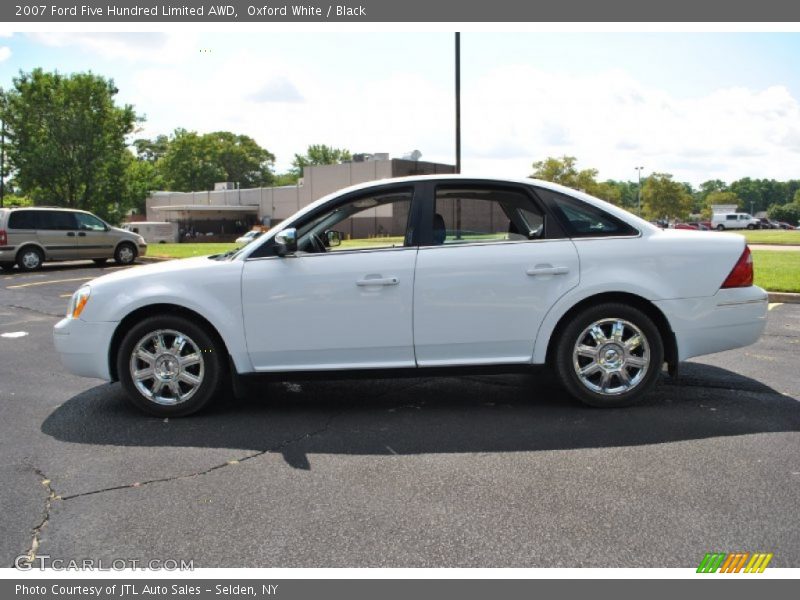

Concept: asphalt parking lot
[[1, 260, 798, 568]]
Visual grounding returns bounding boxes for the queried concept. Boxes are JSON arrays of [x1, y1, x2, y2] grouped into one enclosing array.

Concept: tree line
[[2, 69, 799, 226], [531, 156, 800, 225], [0, 69, 351, 222]]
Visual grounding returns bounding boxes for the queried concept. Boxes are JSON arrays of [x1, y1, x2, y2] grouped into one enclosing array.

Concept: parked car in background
[[758, 218, 779, 229], [777, 222, 796, 230], [711, 212, 761, 230], [235, 230, 264, 245], [675, 223, 698, 230], [54, 176, 768, 417], [122, 221, 179, 244], [0, 207, 147, 272], [687, 222, 711, 231]]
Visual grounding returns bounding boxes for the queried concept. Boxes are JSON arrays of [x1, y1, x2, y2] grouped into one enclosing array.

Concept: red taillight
[[0, 229, 6, 246], [721, 246, 753, 288]]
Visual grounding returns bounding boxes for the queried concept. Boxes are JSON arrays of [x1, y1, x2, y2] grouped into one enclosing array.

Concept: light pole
[[635, 166, 644, 216], [455, 32, 461, 175]]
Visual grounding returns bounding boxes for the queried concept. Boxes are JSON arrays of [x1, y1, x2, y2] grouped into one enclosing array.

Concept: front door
[[413, 183, 580, 366], [74, 212, 116, 259], [242, 185, 419, 371]]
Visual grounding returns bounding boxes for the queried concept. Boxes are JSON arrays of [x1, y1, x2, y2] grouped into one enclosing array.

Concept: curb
[[137, 256, 172, 263], [767, 292, 800, 304]]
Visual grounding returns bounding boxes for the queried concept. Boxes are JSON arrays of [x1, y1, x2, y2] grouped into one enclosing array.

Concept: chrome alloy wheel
[[129, 329, 205, 406], [117, 245, 135, 264], [21, 250, 41, 269], [572, 318, 650, 396]]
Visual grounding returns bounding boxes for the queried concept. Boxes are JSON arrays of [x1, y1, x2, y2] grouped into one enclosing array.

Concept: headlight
[[67, 286, 91, 319], [137, 235, 146, 244]]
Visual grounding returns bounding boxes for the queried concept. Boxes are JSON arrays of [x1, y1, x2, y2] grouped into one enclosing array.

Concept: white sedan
[[54, 176, 768, 416]]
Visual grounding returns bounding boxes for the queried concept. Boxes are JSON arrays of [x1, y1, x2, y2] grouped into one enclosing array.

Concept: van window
[[726, 215, 737, 221], [8, 210, 38, 229], [39, 211, 77, 230]]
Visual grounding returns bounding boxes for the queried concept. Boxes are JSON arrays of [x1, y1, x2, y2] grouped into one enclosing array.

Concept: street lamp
[[635, 166, 644, 216]]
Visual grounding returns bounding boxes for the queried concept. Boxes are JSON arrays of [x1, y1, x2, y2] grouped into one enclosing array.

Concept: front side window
[[536, 188, 638, 238], [296, 189, 413, 254], [431, 186, 545, 246], [75, 213, 107, 231]]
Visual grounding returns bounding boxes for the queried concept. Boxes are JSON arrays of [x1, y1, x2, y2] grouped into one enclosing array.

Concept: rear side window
[[727, 215, 737, 221], [39, 211, 77, 230], [8, 210, 39, 229], [535, 188, 638, 238]]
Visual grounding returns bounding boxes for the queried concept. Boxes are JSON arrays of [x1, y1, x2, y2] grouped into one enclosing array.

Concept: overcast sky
[[2, 31, 800, 185]]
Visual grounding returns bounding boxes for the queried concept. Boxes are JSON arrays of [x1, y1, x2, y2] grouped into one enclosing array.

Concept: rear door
[[35, 211, 79, 260], [412, 182, 579, 366]]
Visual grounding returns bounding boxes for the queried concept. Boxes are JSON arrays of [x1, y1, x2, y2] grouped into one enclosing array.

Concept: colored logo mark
[[697, 552, 773, 573]]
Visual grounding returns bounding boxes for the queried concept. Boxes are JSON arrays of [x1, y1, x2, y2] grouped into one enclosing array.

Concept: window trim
[[248, 182, 422, 259], [418, 181, 565, 248]]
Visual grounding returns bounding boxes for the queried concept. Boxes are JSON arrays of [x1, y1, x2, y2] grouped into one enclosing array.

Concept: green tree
[[530, 156, 621, 205], [291, 144, 352, 176], [2, 68, 138, 222], [121, 154, 161, 215], [641, 172, 693, 221], [133, 134, 170, 163], [767, 202, 800, 226], [156, 129, 275, 191]]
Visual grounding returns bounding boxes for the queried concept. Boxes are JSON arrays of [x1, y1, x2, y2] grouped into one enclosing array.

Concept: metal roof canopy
[[152, 205, 259, 212]]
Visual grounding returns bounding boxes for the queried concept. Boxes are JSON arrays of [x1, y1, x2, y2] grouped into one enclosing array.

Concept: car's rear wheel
[[716, 224, 725, 231], [16, 246, 43, 272], [554, 303, 664, 408], [114, 242, 137, 265], [117, 315, 225, 417]]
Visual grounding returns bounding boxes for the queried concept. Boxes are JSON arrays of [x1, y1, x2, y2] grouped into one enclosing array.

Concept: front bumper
[[138, 243, 148, 257], [53, 318, 118, 380], [654, 286, 769, 361]]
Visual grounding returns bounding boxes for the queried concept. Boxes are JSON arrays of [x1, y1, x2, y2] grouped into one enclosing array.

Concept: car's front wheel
[[114, 242, 137, 265], [554, 303, 664, 408], [117, 315, 225, 417]]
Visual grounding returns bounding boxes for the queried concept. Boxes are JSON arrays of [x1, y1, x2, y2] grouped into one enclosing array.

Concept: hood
[[86, 256, 225, 289]]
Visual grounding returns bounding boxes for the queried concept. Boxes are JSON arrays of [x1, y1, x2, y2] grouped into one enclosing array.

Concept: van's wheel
[[16, 246, 43, 272], [747, 224, 755, 230], [117, 315, 225, 417], [114, 242, 137, 265], [0, 262, 14, 272], [716, 224, 725, 231], [554, 303, 664, 408], [93, 258, 108, 266]]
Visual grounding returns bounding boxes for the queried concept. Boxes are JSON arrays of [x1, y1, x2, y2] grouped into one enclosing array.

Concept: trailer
[[122, 221, 179, 244]]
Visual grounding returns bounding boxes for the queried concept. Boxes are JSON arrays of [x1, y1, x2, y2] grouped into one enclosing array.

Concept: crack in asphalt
[[5, 304, 63, 318], [19, 467, 59, 566], [58, 410, 345, 501]]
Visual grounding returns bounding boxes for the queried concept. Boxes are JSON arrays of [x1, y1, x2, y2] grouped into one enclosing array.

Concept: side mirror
[[274, 228, 297, 257], [325, 230, 342, 247]]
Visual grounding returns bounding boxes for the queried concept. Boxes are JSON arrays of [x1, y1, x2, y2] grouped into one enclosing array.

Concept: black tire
[[747, 224, 755, 230], [0, 262, 14, 272], [117, 315, 226, 417], [114, 242, 137, 265], [554, 302, 664, 408], [716, 224, 725, 231], [16, 246, 44, 272], [92, 258, 108, 266]]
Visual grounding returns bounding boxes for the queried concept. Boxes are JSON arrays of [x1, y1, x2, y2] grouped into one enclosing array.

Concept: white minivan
[[711, 213, 760, 231]]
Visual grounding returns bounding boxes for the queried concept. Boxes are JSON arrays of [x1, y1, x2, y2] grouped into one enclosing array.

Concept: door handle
[[66, 232, 75, 237], [356, 277, 399, 287], [78, 232, 87, 237], [526, 266, 569, 276]]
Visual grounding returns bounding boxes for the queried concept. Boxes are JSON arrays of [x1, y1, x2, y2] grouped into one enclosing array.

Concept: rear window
[[8, 210, 39, 229], [535, 188, 638, 238]]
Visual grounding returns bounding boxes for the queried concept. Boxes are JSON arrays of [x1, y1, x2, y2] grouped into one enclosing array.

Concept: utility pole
[[455, 32, 461, 175], [0, 88, 5, 208], [635, 166, 644, 216]]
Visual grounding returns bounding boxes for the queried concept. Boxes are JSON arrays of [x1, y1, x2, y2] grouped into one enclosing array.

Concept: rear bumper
[[654, 287, 768, 361], [53, 318, 117, 380]]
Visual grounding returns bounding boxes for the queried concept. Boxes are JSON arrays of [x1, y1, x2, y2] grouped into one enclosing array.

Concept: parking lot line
[[6, 276, 94, 290], [768, 303, 783, 311]]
